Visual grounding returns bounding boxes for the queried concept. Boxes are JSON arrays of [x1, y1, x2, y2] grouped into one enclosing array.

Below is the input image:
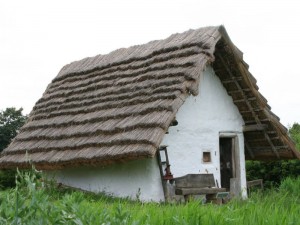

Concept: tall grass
[[0, 169, 299, 224]]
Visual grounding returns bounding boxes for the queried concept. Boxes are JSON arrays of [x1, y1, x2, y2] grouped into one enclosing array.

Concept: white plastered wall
[[161, 66, 247, 198], [46, 158, 165, 202]]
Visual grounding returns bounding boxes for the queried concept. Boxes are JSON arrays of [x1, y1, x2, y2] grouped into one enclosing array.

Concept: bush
[[0, 107, 27, 189], [0, 169, 16, 190], [246, 160, 300, 188]]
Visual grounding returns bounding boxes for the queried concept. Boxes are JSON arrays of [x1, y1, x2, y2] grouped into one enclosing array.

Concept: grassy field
[[0, 170, 299, 225]]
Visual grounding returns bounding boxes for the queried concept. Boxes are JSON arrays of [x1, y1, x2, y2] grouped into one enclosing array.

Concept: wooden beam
[[222, 77, 242, 84], [243, 124, 268, 132], [240, 110, 252, 114], [240, 109, 261, 114], [228, 88, 250, 94], [270, 136, 280, 140], [233, 97, 256, 103], [250, 146, 288, 151], [217, 53, 280, 159], [263, 132, 280, 158], [175, 187, 226, 195], [246, 136, 280, 142], [245, 140, 255, 159], [244, 119, 269, 124], [247, 179, 263, 189]]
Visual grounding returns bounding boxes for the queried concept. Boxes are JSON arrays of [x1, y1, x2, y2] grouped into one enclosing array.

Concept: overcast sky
[[1, 0, 299, 127]]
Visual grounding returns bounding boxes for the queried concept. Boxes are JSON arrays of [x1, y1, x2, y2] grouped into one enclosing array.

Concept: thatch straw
[[32, 74, 188, 118], [0, 25, 298, 170]]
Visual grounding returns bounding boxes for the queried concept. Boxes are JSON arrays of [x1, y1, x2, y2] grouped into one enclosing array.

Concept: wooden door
[[219, 137, 235, 190]]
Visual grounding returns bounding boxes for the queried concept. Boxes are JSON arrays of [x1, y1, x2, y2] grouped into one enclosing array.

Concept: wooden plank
[[222, 77, 242, 84], [243, 124, 267, 132], [246, 136, 280, 142], [247, 179, 264, 197], [175, 187, 226, 195], [240, 110, 252, 114], [270, 136, 280, 140], [233, 97, 256, 103], [174, 174, 215, 188], [244, 119, 269, 124], [251, 146, 288, 151], [240, 109, 261, 113], [247, 179, 263, 189], [228, 88, 250, 94]]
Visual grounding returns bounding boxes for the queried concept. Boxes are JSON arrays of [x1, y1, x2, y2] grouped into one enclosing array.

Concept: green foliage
[[0, 107, 27, 152], [0, 107, 27, 189], [246, 160, 300, 188], [0, 169, 299, 225], [0, 169, 17, 190], [289, 122, 300, 150]]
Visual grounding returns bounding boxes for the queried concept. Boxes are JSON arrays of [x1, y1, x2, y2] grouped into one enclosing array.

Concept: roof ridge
[[55, 26, 221, 81]]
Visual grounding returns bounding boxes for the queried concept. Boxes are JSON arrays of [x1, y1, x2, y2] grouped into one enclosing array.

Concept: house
[[0, 26, 299, 202]]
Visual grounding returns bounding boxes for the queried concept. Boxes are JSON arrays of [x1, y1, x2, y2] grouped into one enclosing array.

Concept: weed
[[0, 170, 299, 225]]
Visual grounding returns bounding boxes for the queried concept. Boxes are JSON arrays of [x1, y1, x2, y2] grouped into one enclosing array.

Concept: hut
[[0, 26, 299, 202]]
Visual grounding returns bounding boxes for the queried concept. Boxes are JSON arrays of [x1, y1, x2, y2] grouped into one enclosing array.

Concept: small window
[[202, 151, 211, 163]]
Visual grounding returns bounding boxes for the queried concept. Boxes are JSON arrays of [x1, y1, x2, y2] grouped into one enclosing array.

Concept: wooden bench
[[247, 179, 263, 189], [247, 179, 263, 196], [174, 174, 227, 202]]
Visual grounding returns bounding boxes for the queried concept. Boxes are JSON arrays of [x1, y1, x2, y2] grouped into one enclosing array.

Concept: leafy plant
[[0, 107, 27, 152], [0, 107, 27, 189], [0, 170, 299, 225], [289, 122, 300, 150]]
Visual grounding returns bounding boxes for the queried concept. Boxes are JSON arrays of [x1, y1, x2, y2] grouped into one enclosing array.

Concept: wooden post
[[230, 178, 241, 198]]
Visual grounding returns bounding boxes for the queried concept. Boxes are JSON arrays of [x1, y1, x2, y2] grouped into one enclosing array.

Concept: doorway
[[219, 137, 236, 190]]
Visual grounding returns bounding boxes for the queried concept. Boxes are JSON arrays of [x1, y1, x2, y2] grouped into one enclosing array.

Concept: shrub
[[0, 169, 17, 190], [246, 160, 300, 188]]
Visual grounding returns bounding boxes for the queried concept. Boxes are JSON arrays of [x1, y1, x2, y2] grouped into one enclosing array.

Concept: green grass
[[0, 169, 299, 225]]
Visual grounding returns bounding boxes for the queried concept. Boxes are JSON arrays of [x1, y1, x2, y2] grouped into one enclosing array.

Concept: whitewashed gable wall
[[161, 66, 247, 197]]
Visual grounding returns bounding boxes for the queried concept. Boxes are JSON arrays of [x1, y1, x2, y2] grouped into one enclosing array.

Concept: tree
[[0, 107, 27, 189], [289, 123, 300, 150], [0, 107, 27, 152]]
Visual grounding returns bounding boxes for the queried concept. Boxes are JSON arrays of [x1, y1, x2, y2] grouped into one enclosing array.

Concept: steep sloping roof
[[0, 26, 299, 169]]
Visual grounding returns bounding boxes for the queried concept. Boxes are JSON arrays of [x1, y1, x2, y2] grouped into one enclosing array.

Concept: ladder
[[157, 146, 173, 180]]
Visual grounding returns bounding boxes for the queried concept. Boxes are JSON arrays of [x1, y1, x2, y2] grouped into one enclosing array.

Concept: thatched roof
[[0, 26, 299, 170]]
